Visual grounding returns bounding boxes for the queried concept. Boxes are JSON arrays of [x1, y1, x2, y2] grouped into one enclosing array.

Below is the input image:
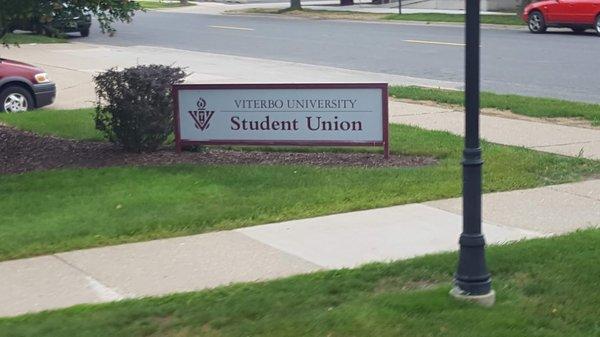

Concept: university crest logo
[[188, 98, 215, 131]]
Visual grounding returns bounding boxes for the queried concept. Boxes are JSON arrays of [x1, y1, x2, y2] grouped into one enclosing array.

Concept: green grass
[[1, 122, 599, 261], [239, 8, 523, 26], [2, 229, 600, 336], [0, 108, 103, 141], [384, 13, 523, 25], [390, 86, 600, 126], [138, 0, 196, 9], [0, 33, 67, 44]]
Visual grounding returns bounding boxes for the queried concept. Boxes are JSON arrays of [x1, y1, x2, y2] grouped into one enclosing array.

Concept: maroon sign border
[[172, 83, 389, 158]]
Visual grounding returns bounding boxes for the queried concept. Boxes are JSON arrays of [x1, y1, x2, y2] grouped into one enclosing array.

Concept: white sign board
[[173, 84, 389, 156]]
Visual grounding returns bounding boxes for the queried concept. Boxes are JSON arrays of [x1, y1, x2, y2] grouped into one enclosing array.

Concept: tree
[[0, 0, 141, 41], [290, 0, 301, 10]]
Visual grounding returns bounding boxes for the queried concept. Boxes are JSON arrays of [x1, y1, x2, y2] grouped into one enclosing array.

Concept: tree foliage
[[0, 0, 141, 40]]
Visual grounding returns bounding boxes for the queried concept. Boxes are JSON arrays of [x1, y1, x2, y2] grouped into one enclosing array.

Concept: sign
[[173, 83, 389, 158]]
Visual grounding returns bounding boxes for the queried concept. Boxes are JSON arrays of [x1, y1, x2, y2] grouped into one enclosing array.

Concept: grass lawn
[[390, 86, 600, 126], [138, 0, 196, 10], [0, 109, 103, 141], [2, 229, 600, 336], [0, 33, 66, 44], [384, 13, 523, 25], [236, 8, 523, 26], [1, 116, 599, 260]]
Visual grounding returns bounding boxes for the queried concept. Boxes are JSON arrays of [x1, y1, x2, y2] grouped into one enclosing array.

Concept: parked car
[[522, 0, 600, 35], [10, 6, 92, 37], [0, 59, 56, 112]]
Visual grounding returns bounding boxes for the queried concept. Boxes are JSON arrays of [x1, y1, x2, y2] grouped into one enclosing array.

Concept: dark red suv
[[0, 59, 56, 112]]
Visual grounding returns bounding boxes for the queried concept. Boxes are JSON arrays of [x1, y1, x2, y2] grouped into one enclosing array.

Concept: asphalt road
[[83, 11, 600, 103]]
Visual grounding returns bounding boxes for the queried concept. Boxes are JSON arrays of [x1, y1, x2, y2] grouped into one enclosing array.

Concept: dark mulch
[[0, 125, 437, 175]]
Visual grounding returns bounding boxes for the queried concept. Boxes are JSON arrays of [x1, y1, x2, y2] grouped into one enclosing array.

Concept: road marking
[[209, 25, 254, 31], [404, 39, 465, 47]]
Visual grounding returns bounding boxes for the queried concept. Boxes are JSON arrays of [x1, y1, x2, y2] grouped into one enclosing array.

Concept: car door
[[577, 0, 600, 23], [561, 0, 593, 24], [545, 0, 574, 23]]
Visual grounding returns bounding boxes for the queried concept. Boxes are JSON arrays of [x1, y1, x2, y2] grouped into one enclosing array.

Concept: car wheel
[[80, 27, 90, 37], [528, 11, 547, 34], [0, 86, 34, 113], [595, 15, 600, 36]]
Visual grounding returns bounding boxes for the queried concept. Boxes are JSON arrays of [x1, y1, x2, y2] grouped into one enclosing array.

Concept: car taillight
[[34, 73, 50, 83]]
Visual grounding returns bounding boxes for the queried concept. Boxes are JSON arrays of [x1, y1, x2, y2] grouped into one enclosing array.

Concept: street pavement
[[2, 179, 599, 317], [75, 6, 600, 103]]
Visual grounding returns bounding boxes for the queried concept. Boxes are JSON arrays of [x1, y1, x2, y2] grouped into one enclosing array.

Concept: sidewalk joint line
[[548, 185, 600, 203], [532, 140, 596, 149], [51, 255, 126, 300]]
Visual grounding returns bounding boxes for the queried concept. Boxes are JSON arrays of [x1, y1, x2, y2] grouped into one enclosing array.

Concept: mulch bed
[[0, 125, 437, 175]]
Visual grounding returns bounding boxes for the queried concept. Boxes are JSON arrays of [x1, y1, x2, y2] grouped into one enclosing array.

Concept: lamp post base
[[449, 287, 495, 307]]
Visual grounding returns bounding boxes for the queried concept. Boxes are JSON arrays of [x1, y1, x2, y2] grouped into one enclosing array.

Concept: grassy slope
[[138, 1, 196, 10], [1, 123, 599, 260], [2, 229, 600, 336], [384, 13, 523, 25], [0, 109, 103, 141], [239, 8, 522, 26], [390, 86, 600, 126], [0, 33, 66, 44]]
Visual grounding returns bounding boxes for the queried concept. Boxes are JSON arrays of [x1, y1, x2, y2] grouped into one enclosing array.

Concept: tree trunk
[[180, 0, 189, 4], [290, 0, 301, 10]]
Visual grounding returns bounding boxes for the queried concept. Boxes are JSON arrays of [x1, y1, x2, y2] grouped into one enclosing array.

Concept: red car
[[0, 59, 56, 112], [522, 0, 600, 34]]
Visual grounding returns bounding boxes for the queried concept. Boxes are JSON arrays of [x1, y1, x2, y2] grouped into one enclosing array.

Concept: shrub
[[94, 65, 186, 152]]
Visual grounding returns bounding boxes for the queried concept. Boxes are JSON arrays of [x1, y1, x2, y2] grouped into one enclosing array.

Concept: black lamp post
[[452, 0, 494, 305]]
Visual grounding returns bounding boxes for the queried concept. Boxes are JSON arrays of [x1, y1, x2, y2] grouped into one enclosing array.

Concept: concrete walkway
[[4, 43, 599, 160], [1, 43, 461, 110], [390, 101, 600, 160], [2, 179, 599, 317]]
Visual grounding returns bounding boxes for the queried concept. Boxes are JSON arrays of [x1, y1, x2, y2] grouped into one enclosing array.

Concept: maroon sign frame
[[172, 83, 389, 158]]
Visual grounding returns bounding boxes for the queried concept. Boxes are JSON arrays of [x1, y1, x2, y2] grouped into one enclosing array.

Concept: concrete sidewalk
[[1, 179, 599, 317], [4, 43, 599, 160], [390, 101, 600, 160], [0, 43, 461, 109], [5, 43, 600, 159]]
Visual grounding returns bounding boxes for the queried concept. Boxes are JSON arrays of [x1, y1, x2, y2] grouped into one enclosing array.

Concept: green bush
[[94, 65, 186, 152]]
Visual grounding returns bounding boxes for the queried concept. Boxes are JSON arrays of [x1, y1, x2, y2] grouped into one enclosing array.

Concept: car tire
[[595, 15, 600, 36], [80, 27, 90, 37], [528, 11, 547, 34], [0, 86, 34, 113]]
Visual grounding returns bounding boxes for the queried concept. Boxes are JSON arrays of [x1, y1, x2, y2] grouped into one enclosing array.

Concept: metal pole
[[452, 0, 494, 303]]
